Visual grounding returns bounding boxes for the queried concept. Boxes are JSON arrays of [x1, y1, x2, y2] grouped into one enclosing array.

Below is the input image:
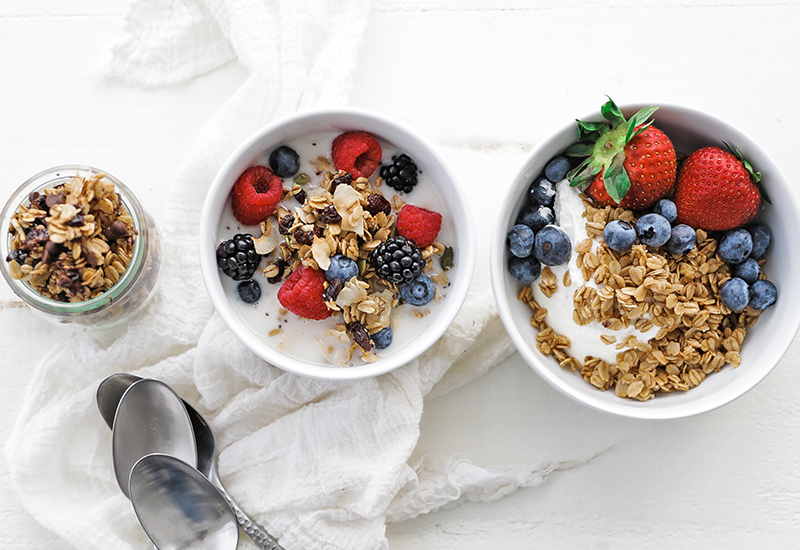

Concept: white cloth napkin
[[5, 1, 572, 549]]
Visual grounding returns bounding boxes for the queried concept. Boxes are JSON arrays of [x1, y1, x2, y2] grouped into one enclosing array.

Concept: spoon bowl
[[130, 453, 239, 550], [98, 373, 285, 550], [111, 378, 197, 498]]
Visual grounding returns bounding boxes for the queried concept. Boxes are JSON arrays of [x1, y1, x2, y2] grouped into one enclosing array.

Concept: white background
[[2, 1, 800, 548]]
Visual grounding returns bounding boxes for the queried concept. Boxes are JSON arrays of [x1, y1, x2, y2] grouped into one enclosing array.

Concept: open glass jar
[[0, 165, 161, 330]]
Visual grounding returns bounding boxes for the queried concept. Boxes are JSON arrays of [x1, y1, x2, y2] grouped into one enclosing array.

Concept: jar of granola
[[0, 165, 161, 330]]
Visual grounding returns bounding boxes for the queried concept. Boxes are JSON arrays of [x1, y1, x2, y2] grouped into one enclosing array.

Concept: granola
[[520, 195, 763, 401], [5, 172, 135, 302]]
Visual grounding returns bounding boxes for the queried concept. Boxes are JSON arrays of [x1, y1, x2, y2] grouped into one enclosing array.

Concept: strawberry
[[331, 131, 382, 179], [673, 145, 763, 231], [396, 204, 442, 248], [277, 265, 332, 320], [567, 98, 677, 210], [231, 166, 283, 226]]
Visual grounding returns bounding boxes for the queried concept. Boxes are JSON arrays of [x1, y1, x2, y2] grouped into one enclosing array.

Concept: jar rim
[[0, 165, 149, 314]]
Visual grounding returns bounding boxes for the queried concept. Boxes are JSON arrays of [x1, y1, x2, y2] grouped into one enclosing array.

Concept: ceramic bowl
[[490, 103, 800, 419], [200, 108, 475, 380]]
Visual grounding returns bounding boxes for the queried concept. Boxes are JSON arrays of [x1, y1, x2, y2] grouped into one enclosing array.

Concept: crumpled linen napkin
[[5, 1, 569, 549]]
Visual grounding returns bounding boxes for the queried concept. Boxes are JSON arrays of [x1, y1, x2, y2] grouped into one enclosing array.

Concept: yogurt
[[532, 180, 658, 363], [215, 131, 456, 367]]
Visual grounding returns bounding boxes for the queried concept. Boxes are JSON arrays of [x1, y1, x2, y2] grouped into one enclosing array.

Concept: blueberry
[[400, 272, 435, 306], [665, 224, 697, 256], [237, 279, 261, 304], [636, 213, 671, 248], [720, 277, 749, 312], [603, 220, 637, 252], [718, 228, 753, 265], [507, 224, 535, 258], [747, 224, 771, 260], [508, 255, 542, 284], [544, 156, 571, 183], [528, 177, 556, 207], [325, 254, 359, 283], [652, 199, 678, 224], [269, 145, 300, 178], [731, 258, 761, 285], [748, 279, 777, 310], [516, 205, 555, 233], [534, 225, 571, 266], [371, 326, 393, 349]]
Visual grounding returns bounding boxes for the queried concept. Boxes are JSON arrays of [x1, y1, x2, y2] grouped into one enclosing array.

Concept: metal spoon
[[111, 378, 197, 498], [98, 373, 285, 550], [129, 453, 239, 550]]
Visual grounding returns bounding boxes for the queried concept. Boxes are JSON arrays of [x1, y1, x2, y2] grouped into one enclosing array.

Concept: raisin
[[293, 229, 314, 246], [365, 194, 391, 216], [294, 188, 307, 205], [278, 214, 295, 235], [329, 171, 353, 193], [322, 278, 342, 302], [267, 258, 288, 284], [22, 227, 49, 252], [319, 205, 342, 225], [347, 321, 373, 352]]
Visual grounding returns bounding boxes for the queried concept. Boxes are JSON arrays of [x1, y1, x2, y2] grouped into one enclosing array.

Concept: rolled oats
[[518, 197, 762, 401]]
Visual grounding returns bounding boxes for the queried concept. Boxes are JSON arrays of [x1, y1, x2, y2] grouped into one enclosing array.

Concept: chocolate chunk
[[319, 205, 342, 225], [347, 321, 373, 352], [66, 212, 84, 227], [42, 240, 62, 264], [28, 192, 47, 211], [45, 192, 65, 208], [365, 194, 391, 216], [55, 270, 83, 297], [322, 278, 342, 302], [104, 220, 130, 240]]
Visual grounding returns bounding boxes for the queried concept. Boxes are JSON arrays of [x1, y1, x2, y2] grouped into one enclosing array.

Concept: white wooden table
[[2, 1, 800, 548]]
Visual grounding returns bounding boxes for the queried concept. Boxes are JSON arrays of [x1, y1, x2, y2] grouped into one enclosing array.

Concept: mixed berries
[[507, 96, 778, 366], [216, 131, 450, 359]]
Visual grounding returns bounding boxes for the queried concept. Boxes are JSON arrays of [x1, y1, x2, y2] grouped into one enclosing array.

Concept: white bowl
[[200, 108, 475, 380], [490, 103, 800, 419]]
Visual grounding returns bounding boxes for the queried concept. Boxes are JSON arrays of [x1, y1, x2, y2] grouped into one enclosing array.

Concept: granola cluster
[[6, 172, 135, 302], [520, 194, 763, 401], [253, 156, 449, 364]]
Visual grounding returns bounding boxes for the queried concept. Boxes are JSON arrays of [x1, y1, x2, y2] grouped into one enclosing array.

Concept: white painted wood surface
[[2, 1, 799, 548]]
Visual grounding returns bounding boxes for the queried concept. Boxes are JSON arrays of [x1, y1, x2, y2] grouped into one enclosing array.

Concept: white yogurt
[[216, 132, 456, 367], [532, 180, 659, 364]]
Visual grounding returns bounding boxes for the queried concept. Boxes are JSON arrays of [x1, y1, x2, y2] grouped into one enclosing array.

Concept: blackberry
[[216, 234, 262, 280], [380, 154, 418, 194], [370, 236, 424, 284]]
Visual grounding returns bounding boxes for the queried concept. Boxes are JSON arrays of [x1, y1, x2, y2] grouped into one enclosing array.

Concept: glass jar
[[0, 165, 161, 330]]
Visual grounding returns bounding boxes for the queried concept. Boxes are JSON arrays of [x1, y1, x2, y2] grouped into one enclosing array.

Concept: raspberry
[[395, 204, 442, 248], [277, 265, 332, 320], [331, 131, 382, 179], [231, 166, 283, 226]]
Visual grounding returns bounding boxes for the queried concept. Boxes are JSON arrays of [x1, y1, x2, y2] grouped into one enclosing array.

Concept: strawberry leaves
[[566, 98, 661, 204]]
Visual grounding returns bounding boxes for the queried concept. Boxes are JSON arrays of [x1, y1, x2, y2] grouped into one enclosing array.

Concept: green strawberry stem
[[566, 98, 660, 204], [722, 141, 771, 205]]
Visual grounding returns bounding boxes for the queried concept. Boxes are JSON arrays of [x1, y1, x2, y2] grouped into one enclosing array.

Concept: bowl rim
[[490, 101, 800, 419], [199, 107, 476, 381]]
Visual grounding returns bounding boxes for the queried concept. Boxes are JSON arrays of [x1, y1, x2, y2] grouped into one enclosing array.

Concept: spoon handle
[[213, 477, 285, 550]]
